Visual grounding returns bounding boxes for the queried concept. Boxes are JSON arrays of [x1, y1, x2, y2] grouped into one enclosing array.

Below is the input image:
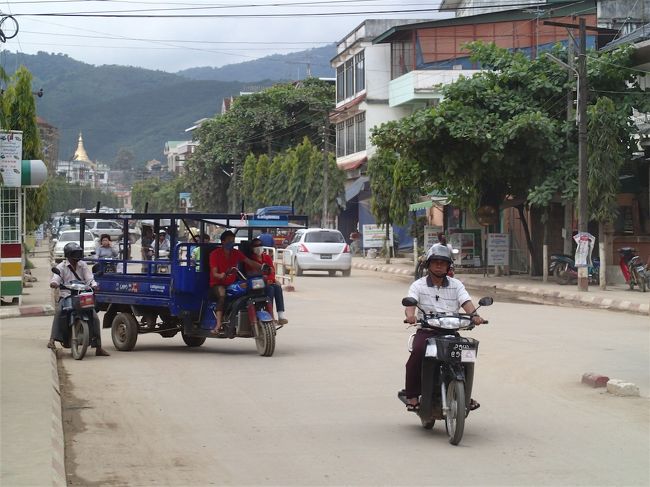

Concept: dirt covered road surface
[[61, 270, 649, 486]]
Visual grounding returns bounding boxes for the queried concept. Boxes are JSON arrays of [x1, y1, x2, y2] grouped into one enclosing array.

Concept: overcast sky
[[2, 0, 452, 72]]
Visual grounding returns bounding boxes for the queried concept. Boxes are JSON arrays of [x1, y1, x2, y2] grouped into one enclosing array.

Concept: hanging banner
[[0, 131, 23, 187], [573, 232, 595, 267]]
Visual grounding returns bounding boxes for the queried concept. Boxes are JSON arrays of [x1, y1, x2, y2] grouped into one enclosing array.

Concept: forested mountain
[[0, 51, 296, 164], [177, 44, 336, 82]]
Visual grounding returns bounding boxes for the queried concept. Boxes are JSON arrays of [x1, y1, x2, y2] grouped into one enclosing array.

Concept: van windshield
[[304, 231, 344, 243]]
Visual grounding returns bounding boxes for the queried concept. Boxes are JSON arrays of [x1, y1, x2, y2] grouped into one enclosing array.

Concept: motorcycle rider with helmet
[[47, 242, 110, 356], [403, 244, 483, 411]]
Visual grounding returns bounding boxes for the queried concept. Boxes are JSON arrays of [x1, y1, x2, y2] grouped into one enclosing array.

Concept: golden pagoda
[[72, 132, 96, 169]]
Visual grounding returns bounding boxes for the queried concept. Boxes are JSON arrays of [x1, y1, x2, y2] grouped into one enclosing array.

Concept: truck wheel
[[255, 321, 276, 357], [111, 312, 138, 351], [102, 309, 117, 329], [181, 333, 206, 347]]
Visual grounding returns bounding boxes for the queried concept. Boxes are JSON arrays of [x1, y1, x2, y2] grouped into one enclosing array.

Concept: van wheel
[[111, 312, 138, 351], [255, 321, 276, 357]]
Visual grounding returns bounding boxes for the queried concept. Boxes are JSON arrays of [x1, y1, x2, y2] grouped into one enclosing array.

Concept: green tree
[[367, 150, 399, 263], [1, 66, 46, 231], [240, 152, 257, 211], [253, 154, 270, 209], [132, 176, 188, 213], [587, 96, 630, 288], [42, 176, 119, 214], [186, 78, 334, 212], [372, 43, 646, 273]]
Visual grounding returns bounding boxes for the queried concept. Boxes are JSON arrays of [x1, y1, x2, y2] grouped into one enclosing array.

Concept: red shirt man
[[209, 246, 246, 286]]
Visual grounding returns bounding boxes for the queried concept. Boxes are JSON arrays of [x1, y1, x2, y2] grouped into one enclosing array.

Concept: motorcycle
[[398, 296, 493, 446], [618, 247, 649, 293], [204, 266, 277, 356], [549, 254, 600, 285], [51, 267, 96, 360]]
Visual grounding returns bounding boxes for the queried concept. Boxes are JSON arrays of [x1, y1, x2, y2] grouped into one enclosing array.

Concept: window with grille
[[355, 113, 366, 152], [391, 41, 414, 79], [336, 122, 345, 157], [344, 59, 354, 99], [345, 118, 355, 155], [0, 188, 20, 243], [336, 65, 345, 103], [354, 52, 365, 93]]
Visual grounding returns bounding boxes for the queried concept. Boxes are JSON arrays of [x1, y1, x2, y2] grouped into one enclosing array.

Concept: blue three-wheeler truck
[[79, 211, 308, 357]]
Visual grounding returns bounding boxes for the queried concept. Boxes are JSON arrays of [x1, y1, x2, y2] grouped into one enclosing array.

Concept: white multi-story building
[[164, 140, 198, 174], [331, 19, 422, 236]]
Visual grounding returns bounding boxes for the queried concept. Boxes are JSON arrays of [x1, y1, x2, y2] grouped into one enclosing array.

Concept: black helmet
[[64, 242, 83, 260], [425, 243, 453, 266]]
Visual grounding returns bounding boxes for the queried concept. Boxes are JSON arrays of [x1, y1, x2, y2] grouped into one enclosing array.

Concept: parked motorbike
[[51, 267, 96, 360], [398, 296, 493, 446], [618, 247, 649, 293], [206, 266, 277, 356], [549, 254, 600, 285]]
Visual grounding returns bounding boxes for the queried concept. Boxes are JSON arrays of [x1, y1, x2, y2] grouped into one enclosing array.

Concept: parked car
[[52, 230, 97, 263], [85, 219, 141, 243], [286, 228, 351, 276]]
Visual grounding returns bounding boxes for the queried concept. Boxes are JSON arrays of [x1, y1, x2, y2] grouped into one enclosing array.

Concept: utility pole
[[563, 39, 575, 256], [576, 17, 589, 291], [321, 115, 329, 228], [545, 17, 590, 291]]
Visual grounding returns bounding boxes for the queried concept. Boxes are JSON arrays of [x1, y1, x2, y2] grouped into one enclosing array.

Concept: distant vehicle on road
[[285, 228, 351, 277], [52, 230, 96, 263]]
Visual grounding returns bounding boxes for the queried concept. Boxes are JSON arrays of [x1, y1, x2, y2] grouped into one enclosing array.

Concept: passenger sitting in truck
[[209, 231, 265, 334], [244, 237, 288, 325]]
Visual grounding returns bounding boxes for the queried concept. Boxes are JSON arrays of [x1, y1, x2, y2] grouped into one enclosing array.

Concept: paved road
[[61, 270, 649, 486]]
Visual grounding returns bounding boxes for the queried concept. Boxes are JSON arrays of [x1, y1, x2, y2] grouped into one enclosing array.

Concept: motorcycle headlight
[[250, 278, 265, 290]]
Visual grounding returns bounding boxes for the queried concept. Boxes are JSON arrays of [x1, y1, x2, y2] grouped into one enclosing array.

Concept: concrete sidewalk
[[1, 243, 65, 486], [352, 257, 650, 316]]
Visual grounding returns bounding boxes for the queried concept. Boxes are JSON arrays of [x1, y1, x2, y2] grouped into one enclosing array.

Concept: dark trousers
[[50, 304, 102, 348], [405, 329, 475, 406], [266, 283, 285, 312]]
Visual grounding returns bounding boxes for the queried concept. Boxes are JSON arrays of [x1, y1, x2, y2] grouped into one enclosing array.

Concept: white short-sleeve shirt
[[407, 275, 472, 320]]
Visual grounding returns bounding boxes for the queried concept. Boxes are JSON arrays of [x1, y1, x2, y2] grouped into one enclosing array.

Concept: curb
[[352, 262, 650, 316], [50, 350, 66, 487], [0, 304, 54, 320]]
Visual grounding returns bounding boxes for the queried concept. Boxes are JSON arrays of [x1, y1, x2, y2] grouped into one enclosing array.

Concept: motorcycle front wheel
[[71, 318, 89, 360], [255, 320, 276, 357], [444, 380, 466, 446]]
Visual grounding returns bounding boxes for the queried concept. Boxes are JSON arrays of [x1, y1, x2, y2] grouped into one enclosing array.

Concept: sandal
[[406, 402, 420, 412], [469, 399, 480, 411], [47, 340, 56, 350]]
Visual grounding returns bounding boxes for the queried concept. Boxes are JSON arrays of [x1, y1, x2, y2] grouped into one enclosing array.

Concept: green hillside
[[1, 51, 255, 164], [177, 44, 336, 82]]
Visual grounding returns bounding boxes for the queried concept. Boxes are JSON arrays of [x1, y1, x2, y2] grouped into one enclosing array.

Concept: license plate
[[461, 349, 477, 362], [320, 254, 332, 259]]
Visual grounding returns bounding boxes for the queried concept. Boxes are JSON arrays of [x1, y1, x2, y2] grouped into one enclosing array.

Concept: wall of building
[[364, 43, 392, 101]]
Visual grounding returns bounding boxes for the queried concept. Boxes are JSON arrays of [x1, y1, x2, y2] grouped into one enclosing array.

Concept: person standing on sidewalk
[[47, 243, 110, 356]]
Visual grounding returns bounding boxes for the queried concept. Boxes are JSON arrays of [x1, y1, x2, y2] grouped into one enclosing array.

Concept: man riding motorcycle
[[47, 242, 110, 356], [403, 244, 483, 411]]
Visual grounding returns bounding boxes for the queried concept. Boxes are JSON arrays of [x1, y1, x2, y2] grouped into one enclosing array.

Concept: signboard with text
[[0, 131, 23, 187], [423, 225, 443, 249], [362, 224, 394, 248], [487, 233, 510, 266]]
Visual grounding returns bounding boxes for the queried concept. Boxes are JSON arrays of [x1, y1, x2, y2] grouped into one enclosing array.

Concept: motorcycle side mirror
[[478, 297, 493, 307], [51, 267, 61, 275], [402, 297, 417, 307]]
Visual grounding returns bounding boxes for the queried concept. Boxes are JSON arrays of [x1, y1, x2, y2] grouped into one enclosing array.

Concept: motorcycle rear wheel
[[444, 380, 466, 446], [71, 318, 89, 360], [554, 263, 571, 285]]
